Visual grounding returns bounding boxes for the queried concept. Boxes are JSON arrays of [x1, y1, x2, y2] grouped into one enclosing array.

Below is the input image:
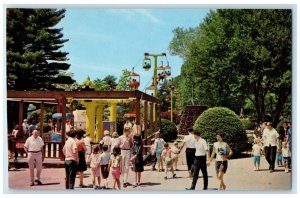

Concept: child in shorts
[[100, 145, 110, 189], [161, 143, 176, 179], [89, 145, 101, 189], [252, 139, 262, 171], [109, 147, 122, 189], [282, 141, 291, 173], [171, 141, 180, 171]]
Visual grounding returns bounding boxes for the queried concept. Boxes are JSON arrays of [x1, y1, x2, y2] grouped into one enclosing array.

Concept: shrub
[[240, 118, 253, 130], [193, 107, 248, 153], [36, 123, 52, 132], [160, 119, 177, 142]]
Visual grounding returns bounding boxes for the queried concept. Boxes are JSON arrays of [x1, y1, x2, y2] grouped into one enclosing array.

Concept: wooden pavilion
[[7, 90, 161, 160]]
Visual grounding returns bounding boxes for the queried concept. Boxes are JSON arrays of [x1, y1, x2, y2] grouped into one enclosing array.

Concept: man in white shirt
[[262, 122, 279, 173], [186, 130, 210, 190], [119, 127, 133, 187], [63, 130, 78, 189], [24, 129, 44, 186], [180, 128, 196, 177]]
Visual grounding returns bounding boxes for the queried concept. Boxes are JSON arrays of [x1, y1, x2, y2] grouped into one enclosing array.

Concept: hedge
[[160, 119, 177, 142], [193, 107, 248, 153]]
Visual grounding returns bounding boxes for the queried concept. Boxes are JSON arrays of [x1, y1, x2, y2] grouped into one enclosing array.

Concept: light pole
[[143, 52, 167, 97], [169, 85, 175, 122]]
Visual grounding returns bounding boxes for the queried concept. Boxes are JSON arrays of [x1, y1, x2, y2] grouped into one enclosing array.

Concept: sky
[[58, 8, 210, 91]]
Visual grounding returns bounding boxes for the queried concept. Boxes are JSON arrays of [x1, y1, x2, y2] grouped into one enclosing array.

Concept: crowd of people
[[17, 119, 292, 190]]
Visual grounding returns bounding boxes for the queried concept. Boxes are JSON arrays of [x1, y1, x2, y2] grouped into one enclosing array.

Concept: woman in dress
[[75, 130, 87, 187], [208, 130, 233, 190], [131, 134, 144, 187]]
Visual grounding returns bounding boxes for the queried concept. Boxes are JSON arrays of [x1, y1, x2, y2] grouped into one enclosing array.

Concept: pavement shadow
[[8, 169, 26, 172], [39, 182, 60, 186], [139, 182, 161, 187], [198, 176, 213, 178], [75, 184, 93, 189]]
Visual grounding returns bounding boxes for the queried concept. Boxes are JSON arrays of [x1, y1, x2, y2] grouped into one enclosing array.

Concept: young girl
[[100, 145, 110, 189], [276, 139, 283, 167], [110, 132, 120, 154], [209, 131, 233, 190], [161, 143, 176, 180], [282, 141, 291, 173], [89, 145, 101, 189], [109, 147, 122, 189], [154, 132, 165, 172], [252, 139, 262, 171], [131, 134, 144, 187], [171, 141, 180, 171]]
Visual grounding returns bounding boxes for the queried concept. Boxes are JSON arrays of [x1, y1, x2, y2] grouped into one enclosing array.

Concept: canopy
[[52, 113, 74, 120]]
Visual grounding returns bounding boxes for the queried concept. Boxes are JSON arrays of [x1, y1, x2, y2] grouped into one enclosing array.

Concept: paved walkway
[[7, 156, 292, 192]]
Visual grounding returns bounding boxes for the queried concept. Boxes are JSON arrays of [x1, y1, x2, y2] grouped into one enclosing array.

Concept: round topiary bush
[[160, 119, 177, 142], [240, 118, 253, 130], [193, 107, 248, 153]]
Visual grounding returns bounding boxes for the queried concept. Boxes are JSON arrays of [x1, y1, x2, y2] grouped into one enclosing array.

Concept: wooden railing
[[11, 140, 63, 160]]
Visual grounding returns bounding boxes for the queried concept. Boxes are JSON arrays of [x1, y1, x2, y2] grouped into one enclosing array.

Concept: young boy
[[100, 145, 110, 188], [161, 143, 176, 179], [252, 139, 262, 171]]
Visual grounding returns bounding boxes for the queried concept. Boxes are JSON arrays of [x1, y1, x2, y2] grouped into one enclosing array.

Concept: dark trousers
[[65, 160, 77, 189], [186, 148, 196, 171], [151, 154, 157, 169], [191, 156, 208, 190], [265, 145, 277, 170]]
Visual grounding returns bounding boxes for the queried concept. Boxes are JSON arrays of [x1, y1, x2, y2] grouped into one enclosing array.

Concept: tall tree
[[103, 75, 117, 90], [169, 9, 291, 125], [115, 69, 131, 91], [7, 8, 74, 90]]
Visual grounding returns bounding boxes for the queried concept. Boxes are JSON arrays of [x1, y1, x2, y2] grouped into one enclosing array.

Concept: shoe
[[203, 188, 207, 190], [269, 166, 272, 170], [185, 188, 195, 190], [30, 182, 34, 186], [123, 183, 127, 188], [152, 168, 157, 171], [164, 176, 167, 180], [270, 170, 274, 173], [35, 180, 42, 185], [175, 169, 179, 171], [188, 171, 192, 178], [79, 184, 86, 188], [162, 169, 165, 171], [285, 169, 289, 173], [137, 182, 141, 186], [173, 173, 176, 178], [133, 184, 137, 188]]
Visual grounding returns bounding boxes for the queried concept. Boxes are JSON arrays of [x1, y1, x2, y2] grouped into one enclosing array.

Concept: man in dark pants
[[63, 130, 78, 189], [262, 122, 279, 173], [186, 130, 210, 190], [180, 128, 196, 177]]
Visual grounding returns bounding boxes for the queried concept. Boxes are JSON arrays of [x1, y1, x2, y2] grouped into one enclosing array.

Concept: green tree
[[103, 75, 117, 90], [116, 69, 131, 91], [169, 9, 291, 126], [7, 8, 74, 90], [93, 78, 110, 91]]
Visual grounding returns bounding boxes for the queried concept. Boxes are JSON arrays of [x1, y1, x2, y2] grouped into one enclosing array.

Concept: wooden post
[[60, 96, 66, 161], [157, 104, 161, 130], [149, 102, 154, 135], [40, 101, 44, 136], [143, 101, 148, 142], [18, 100, 24, 126], [70, 100, 74, 127], [135, 98, 140, 125]]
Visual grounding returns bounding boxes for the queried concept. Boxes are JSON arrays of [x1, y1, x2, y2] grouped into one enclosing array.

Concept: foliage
[[193, 107, 248, 153], [36, 123, 52, 132], [275, 118, 290, 133], [7, 8, 74, 90], [160, 119, 177, 142], [160, 111, 180, 125], [103, 75, 117, 90], [116, 69, 131, 91], [93, 78, 110, 91], [168, 9, 291, 126], [240, 118, 253, 130]]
